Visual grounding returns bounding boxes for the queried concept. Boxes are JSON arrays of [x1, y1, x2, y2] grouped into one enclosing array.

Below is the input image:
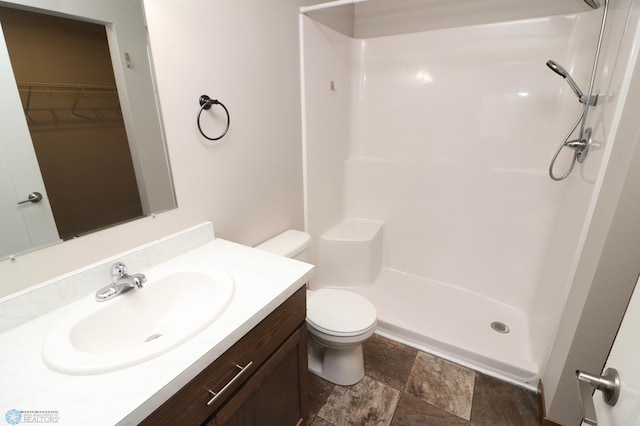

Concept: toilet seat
[[307, 289, 376, 337]]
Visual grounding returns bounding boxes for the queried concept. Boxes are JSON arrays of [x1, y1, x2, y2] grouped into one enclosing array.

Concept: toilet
[[255, 230, 377, 386]]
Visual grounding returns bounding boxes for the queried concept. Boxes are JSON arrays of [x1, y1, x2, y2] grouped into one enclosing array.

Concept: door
[[0, 20, 60, 258], [581, 274, 640, 425]]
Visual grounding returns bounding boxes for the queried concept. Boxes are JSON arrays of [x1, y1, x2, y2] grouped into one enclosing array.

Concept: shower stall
[[300, 0, 640, 388]]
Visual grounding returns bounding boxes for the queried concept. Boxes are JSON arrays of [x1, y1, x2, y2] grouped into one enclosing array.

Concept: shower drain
[[490, 322, 510, 334]]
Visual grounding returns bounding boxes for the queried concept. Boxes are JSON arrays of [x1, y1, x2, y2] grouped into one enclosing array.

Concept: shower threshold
[[331, 268, 539, 388]]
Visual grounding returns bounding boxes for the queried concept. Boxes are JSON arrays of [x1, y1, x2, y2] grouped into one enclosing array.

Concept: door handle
[[576, 368, 620, 426], [17, 191, 43, 205]]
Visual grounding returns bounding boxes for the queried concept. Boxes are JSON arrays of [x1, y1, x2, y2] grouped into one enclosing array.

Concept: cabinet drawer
[[140, 286, 306, 426]]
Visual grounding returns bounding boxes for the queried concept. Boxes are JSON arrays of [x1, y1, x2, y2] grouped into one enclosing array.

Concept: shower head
[[583, 0, 600, 9], [546, 60, 585, 100], [546, 60, 569, 78]]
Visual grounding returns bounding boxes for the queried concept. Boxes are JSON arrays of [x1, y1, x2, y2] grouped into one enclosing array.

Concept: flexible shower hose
[[549, 109, 586, 181]]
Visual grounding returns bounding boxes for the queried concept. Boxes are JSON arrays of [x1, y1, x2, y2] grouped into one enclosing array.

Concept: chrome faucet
[[95, 262, 147, 302]]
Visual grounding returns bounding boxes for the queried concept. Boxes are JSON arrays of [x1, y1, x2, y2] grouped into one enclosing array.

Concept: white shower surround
[[302, 0, 638, 387]]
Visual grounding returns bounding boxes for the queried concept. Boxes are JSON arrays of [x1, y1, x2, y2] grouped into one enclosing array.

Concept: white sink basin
[[42, 264, 234, 375]]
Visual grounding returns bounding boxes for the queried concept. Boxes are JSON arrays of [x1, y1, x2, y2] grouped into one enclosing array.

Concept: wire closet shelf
[[17, 82, 123, 129]]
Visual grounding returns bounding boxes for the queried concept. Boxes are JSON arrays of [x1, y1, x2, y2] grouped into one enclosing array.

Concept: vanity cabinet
[[140, 287, 308, 426]]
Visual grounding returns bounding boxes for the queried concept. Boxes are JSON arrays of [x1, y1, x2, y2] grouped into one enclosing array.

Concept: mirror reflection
[[0, 3, 176, 260]]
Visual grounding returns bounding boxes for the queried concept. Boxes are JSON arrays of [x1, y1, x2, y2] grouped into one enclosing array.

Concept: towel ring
[[197, 95, 230, 141]]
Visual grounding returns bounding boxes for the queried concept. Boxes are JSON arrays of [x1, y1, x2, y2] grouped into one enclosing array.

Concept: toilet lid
[[307, 289, 376, 336]]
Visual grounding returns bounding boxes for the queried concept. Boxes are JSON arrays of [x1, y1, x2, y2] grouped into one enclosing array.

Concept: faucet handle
[[110, 262, 128, 281], [131, 273, 147, 288]]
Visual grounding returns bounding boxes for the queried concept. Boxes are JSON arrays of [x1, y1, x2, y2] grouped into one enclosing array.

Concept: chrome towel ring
[[197, 94, 230, 141]]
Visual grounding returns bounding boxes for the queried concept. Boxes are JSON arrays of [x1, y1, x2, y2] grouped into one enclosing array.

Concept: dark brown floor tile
[[470, 373, 539, 426], [364, 334, 418, 391], [405, 352, 475, 420], [391, 393, 469, 426], [309, 414, 334, 426], [309, 336, 541, 426], [318, 375, 400, 426], [309, 372, 336, 416]]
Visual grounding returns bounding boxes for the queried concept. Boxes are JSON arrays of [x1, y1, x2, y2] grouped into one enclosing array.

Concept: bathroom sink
[[42, 264, 234, 375]]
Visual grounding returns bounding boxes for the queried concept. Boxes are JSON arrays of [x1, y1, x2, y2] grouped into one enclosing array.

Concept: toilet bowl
[[255, 230, 377, 386], [306, 288, 376, 385]]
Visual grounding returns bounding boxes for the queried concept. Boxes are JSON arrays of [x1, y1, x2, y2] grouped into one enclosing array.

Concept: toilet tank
[[254, 230, 311, 262]]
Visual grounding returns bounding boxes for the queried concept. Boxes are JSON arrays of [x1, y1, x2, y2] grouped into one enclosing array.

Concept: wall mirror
[[0, 0, 176, 261]]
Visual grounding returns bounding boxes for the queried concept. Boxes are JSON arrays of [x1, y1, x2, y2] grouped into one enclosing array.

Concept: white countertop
[[0, 238, 313, 426]]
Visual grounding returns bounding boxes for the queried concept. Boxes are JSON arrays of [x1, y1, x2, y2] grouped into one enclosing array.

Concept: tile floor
[[308, 335, 540, 426]]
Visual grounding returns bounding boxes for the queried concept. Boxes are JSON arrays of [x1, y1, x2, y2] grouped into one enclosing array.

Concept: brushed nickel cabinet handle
[[206, 361, 253, 406]]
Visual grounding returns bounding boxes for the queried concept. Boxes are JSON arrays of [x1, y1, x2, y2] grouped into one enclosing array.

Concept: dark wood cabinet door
[[213, 325, 308, 426]]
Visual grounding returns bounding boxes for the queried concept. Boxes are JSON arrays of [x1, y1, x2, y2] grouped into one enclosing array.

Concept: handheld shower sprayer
[[546, 60, 585, 101], [546, 60, 598, 106], [583, 0, 600, 9]]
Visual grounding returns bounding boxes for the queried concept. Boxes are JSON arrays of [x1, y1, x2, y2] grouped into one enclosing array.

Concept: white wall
[[0, 0, 304, 298], [301, 0, 355, 37], [144, 0, 304, 244], [353, 0, 587, 38], [347, 16, 598, 312], [301, 16, 352, 272], [304, 12, 598, 313]]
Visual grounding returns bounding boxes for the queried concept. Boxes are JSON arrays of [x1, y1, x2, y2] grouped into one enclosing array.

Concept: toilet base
[[307, 339, 365, 386]]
